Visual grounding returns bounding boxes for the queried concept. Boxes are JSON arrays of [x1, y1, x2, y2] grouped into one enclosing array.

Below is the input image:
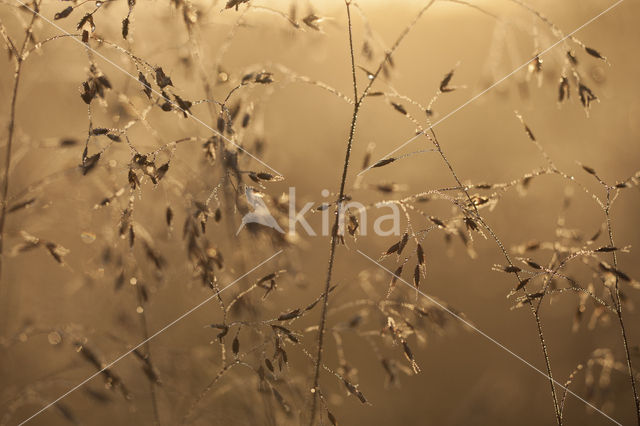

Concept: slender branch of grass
[[135, 284, 161, 426], [0, 2, 40, 337], [183, 361, 240, 425], [308, 4, 438, 421], [476, 211, 562, 424], [0, 52, 22, 334], [604, 188, 640, 425], [405, 115, 563, 423], [415, 108, 565, 423], [308, 2, 359, 424]]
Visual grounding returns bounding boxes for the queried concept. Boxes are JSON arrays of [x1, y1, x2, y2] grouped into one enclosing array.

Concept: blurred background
[[1, 0, 639, 425]]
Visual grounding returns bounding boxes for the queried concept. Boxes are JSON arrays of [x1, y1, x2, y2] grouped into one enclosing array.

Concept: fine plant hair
[[1, 1, 639, 426]]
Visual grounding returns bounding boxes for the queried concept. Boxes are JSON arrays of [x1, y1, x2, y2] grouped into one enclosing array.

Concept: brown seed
[[277, 309, 301, 321], [439, 70, 455, 93], [385, 241, 401, 256], [416, 244, 425, 265], [371, 158, 395, 168], [582, 164, 597, 175], [595, 246, 617, 252], [166, 207, 173, 227], [391, 102, 407, 115], [265, 358, 274, 372], [525, 259, 542, 270], [54, 6, 73, 20], [516, 277, 531, 291], [578, 84, 597, 109], [138, 72, 152, 98], [155, 67, 173, 89], [122, 18, 130, 39], [328, 410, 338, 426], [429, 216, 445, 228], [302, 14, 322, 31], [81, 153, 101, 175], [558, 77, 570, 103], [397, 233, 409, 255], [232, 336, 239, 355], [585, 46, 606, 61]]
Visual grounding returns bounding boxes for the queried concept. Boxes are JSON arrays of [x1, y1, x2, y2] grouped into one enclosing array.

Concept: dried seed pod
[[515, 112, 535, 141], [265, 358, 274, 372], [249, 172, 284, 183], [584, 46, 606, 62], [303, 14, 323, 31], [54, 6, 73, 20], [558, 76, 570, 103], [225, 0, 249, 10], [122, 18, 130, 39], [76, 13, 94, 31], [327, 410, 338, 426], [416, 244, 425, 266], [391, 102, 407, 115], [516, 277, 531, 291], [128, 169, 140, 189], [439, 69, 455, 93], [155, 67, 173, 88], [371, 158, 395, 168], [8, 198, 36, 213], [155, 163, 169, 182], [429, 216, 445, 228], [595, 246, 617, 253], [45, 242, 69, 264], [174, 95, 192, 117], [578, 83, 597, 110], [241, 113, 250, 128], [232, 336, 239, 355], [138, 72, 152, 98], [384, 241, 401, 256], [254, 72, 274, 84], [278, 309, 301, 321], [464, 217, 478, 232], [397, 233, 409, 255], [82, 153, 101, 175], [403, 341, 420, 373], [165, 207, 173, 227], [272, 325, 299, 343], [80, 81, 96, 104], [128, 226, 135, 248], [524, 259, 542, 270]]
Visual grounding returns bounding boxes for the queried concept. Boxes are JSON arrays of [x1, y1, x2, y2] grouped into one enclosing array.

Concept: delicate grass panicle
[[0, 0, 638, 425]]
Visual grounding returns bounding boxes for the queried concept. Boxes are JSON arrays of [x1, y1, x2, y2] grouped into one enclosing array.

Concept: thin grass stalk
[[135, 284, 161, 426], [0, 2, 41, 337], [604, 189, 640, 425], [308, 2, 360, 424], [407, 111, 564, 424]]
